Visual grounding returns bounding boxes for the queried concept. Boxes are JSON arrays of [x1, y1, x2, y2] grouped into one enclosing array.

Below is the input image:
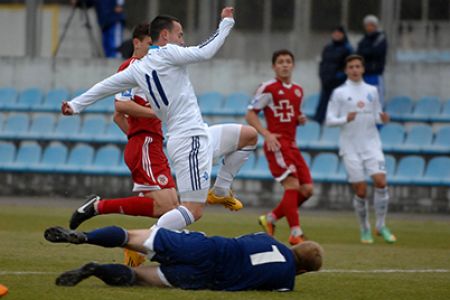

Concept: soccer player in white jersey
[[326, 54, 396, 244], [60, 7, 258, 230]]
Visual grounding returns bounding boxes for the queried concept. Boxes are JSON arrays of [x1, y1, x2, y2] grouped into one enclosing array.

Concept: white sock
[[353, 195, 370, 231], [266, 212, 277, 224], [156, 206, 195, 230], [290, 226, 303, 237], [214, 145, 256, 194], [374, 187, 389, 231]]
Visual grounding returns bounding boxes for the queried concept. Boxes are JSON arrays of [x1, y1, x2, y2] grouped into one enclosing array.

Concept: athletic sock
[[85, 226, 128, 248], [374, 187, 389, 231], [93, 264, 136, 286], [156, 205, 195, 230], [271, 202, 285, 220], [266, 212, 278, 224], [97, 196, 155, 217], [352, 195, 370, 231], [297, 192, 308, 207], [290, 226, 304, 237], [214, 145, 256, 194], [281, 189, 300, 229]]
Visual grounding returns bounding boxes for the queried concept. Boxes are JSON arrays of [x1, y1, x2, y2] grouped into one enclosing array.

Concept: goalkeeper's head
[[290, 241, 324, 275]]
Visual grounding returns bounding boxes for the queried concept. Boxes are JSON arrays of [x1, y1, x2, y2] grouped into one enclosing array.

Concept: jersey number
[[250, 245, 286, 266], [145, 71, 169, 109]]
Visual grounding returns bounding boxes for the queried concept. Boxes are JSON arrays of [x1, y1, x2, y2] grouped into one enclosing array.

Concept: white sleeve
[[69, 68, 138, 113], [372, 88, 383, 124], [325, 89, 347, 127], [248, 84, 272, 111], [162, 18, 234, 65]]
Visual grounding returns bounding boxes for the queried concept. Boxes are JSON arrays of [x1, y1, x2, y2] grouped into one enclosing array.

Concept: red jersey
[[115, 57, 163, 139], [249, 78, 304, 141]]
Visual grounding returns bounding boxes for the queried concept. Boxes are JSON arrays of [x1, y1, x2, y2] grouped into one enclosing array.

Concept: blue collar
[[149, 45, 160, 50]]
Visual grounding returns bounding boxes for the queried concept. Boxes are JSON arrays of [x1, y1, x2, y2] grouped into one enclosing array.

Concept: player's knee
[[300, 185, 313, 199], [282, 176, 301, 190], [355, 188, 367, 198], [373, 176, 387, 189], [240, 125, 258, 147]]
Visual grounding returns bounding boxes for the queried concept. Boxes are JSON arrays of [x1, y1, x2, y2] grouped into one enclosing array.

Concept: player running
[[246, 50, 313, 245], [44, 225, 323, 291], [326, 54, 396, 244], [61, 7, 257, 231]]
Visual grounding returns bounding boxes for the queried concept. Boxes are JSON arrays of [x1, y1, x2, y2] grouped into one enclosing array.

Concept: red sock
[[281, 189, 300, 228], [297, 192, 308, 207], [97, 196, 155, 217]]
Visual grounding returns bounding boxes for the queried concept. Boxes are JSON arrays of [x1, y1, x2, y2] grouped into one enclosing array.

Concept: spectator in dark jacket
[[314, 26, 353, 124], [357, 15, 387, 105]]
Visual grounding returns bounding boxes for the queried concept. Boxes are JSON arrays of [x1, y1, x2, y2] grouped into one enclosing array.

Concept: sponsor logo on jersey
[[201, 171, 209, 181], [357, 100, 365, 108], [295, 89, 302, 97], [122, 89, 132, 97], [273, 99, 295, 122], [157, 174, 169, 186], [278, 90, 284, 95]]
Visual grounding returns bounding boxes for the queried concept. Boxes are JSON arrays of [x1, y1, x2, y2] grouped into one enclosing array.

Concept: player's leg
[[207, 124, 257, 211], [343, 154, 373, 244], [294, 150, 314, 206], [280, 176, 306, 245]]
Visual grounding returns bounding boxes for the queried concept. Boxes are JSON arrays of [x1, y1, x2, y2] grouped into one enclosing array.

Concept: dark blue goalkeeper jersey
[[151, 228, 296, 291]]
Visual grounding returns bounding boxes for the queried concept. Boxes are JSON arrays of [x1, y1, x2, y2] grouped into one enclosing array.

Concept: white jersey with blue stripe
[[68, 17, 235, 139]]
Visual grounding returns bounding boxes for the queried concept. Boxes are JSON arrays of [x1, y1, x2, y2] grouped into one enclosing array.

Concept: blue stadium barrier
[[310, 126, 340, 151], [310, 152, 339, 182], [55, 143, 94, 173], [221, 93, 250, 116], [0, 142, 16, 170], [29, 142, 68, 172], [197, 92, 224, 115], [385, 96, 413, 121], [84, 145, 121, 175], [410, 97, 441, 122], [7, 141, 42, 172], [391, 155, 425, 185], [0, 87, 18, 110], [0, 113, 30, 139], [417, 156, 450, 186], [72, 115, 107, 142], [427, 126, 450, 154], [302, 94, 319, 117], [40, 88, 70, 112], [52, 116, 81, 140], [380, 123, 405, 151], [394, 124, 433, 154], [20, 114, 56, 140], [296, 120, 320, 149], [13, 88, 44, 111]]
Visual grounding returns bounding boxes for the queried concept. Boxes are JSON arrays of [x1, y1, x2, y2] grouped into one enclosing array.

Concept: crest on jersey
[[367, 93, 373, 102], [201, 171, 209, 181], [357, 100, 365, 109], [122, 89, 132, 97], [273, 100, 294, 122], [157, 174, 168, 186], [278, 90, 284, 95], [295, 89, 302, 97]]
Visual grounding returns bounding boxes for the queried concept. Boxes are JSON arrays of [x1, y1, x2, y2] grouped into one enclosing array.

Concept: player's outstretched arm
[[165, 7, 235, 65], [115, 100, 157, 119]]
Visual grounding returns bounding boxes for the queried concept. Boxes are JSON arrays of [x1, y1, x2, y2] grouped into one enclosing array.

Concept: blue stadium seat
[[296, 120, 320, 148], [55, 143, 94, 173], [310, 126, 340, 150], [435, 100, 450, 122], [302, 94, 319, 117], [237, 153, 256, 178], [391, 155, 425, 185], [301, 152, 311, 167], [0, 113, 30, 139], [0, 112, 4, 130], [0, 87, 18, 110], [96, 121, 127, 143], [310, 152, 339, 182], [328, 160, 347, 183], [410, 96, 441, 121], [21, 114, 56, 140], [41, 88, 70, 112], [8, 141, 42, 171], [198, 92, 224, 115], [13, 88, 44, 111], [418, 156, 450, 186], [385, 96, 413, 120], [72, 88, 87, 98], [84, 145, 121, 174], [394, 124, 433, 153], [29, 142, 68, 172], [427, 126, 450, 154], [110, 153, 130, 176], [0, 142, 16, 170], [246, 155, 271, 179], [85, 96, 115, 113], [52, 116, 81, 140], [380, 123, 405, 151], [72, 115, 107, 142], [221, 93, 250, 115], [385, 154, 396, 179]]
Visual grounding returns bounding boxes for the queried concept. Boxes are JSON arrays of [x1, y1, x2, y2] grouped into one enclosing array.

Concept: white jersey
[[326, 79, 383, 157], [68, 18, 235, 138]]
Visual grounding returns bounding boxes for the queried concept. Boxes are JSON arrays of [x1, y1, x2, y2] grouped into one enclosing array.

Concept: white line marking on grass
[[319, 269, 450, 273]]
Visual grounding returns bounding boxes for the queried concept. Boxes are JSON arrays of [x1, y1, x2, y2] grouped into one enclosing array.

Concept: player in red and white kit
[[246, 50, 313, 245]]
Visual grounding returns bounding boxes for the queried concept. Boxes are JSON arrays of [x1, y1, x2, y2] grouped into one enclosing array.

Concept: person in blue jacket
[[44, 225, 324, 291], [314, 26, 353, 124], [357, 15, 388, 106]]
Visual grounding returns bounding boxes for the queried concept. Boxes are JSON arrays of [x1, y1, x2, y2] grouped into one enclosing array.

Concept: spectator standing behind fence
[[314, 26, 353, 124], [72, 0, 125, 58], [357, 15, 387, 106]]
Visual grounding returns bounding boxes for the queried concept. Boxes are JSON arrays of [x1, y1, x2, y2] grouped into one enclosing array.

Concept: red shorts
[[264, 139, 313, 184], [124, 133, 176, 192]]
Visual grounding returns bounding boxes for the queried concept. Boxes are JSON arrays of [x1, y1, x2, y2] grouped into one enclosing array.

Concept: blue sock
[[94, 264, 136, 286], [85, 226, 128, 248]]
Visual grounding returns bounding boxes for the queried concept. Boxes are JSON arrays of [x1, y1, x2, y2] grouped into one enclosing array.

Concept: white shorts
[[342, 150, 386, 183], [167, 135, 211, 202], [207, 123, 241, 165]]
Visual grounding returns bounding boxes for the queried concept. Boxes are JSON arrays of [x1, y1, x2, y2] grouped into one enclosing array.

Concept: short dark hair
[[150, 15, 180, 42], [132, 23, 150, 41], [345, 54, 365, 66], [272, 49, 295, 65]]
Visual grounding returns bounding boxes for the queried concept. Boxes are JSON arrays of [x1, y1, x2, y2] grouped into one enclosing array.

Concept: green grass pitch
[[0, 202, 449, 300]]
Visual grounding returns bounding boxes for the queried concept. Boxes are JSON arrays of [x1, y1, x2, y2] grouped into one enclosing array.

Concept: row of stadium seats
[[2, 87, 450, 122], [0, 112, 449, 154], [1, 141, 449, 185]]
